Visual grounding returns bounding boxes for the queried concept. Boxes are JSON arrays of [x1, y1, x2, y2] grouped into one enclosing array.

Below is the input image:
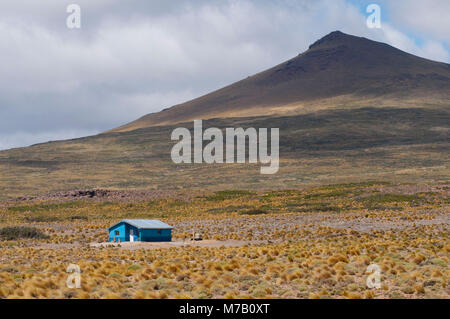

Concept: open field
[[0, 182, 448, 299]]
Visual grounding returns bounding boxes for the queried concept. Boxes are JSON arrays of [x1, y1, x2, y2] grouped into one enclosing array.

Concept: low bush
[[0, 226, 50, 240], [205, 190, 254, 201], [360, 194, 422, 209], [239, 209, 269, 215]]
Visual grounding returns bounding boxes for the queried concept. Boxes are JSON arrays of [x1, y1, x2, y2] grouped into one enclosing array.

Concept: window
[[115, 231, 119, 236]]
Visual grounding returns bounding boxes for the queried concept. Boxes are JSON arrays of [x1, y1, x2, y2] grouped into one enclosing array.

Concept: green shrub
[[69, 215, 88, 221], [239, 209, 269, 215], [207, 205, 252, 214], [25, 215, 60, 222], [7, 201, 82, 213], [287, 201, 342, 212], [205, 190, 254, 201], [360, 193, 422, 209], [0, 226, 50, 240]]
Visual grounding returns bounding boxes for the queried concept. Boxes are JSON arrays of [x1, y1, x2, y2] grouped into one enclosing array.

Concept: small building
[[108, 219, 173, 242]]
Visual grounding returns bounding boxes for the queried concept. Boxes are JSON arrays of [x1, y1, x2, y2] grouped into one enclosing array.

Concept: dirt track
[[90, 240, 263, 250]]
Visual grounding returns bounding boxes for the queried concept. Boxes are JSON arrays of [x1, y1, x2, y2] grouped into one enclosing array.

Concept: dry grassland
[[0, 182, 448, 299]]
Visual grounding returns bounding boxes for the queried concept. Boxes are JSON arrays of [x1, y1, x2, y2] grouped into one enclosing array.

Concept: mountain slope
[[0, 107, 448, 200], [0, 31, 448, 200], [112, 31, 450, 132]]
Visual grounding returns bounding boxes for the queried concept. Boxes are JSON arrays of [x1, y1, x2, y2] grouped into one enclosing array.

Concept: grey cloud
[[0, 0, 448, 150], [386, 0, 450, 43]]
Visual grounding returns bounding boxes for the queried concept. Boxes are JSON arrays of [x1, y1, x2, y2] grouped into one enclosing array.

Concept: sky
[[0, 0, 448, 150]]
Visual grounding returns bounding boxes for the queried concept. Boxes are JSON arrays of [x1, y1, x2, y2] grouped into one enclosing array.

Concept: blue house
[[108, 219, 173, 242]]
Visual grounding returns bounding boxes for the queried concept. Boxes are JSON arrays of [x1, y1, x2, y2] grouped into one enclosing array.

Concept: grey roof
[[109, 219, 174, 230]]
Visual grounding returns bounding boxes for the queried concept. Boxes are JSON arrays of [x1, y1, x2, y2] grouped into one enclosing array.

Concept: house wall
[[124, 224, 140, 242], [108, 223, 126, 242], [140, 228, 172, 242]]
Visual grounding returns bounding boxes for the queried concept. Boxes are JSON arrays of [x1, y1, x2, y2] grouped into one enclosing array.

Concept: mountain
[[0, 31, 448, 200], [112, 31, 450, 132]]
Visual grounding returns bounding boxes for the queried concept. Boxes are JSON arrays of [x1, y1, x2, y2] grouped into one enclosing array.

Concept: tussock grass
[[0, 182, 447, 299]]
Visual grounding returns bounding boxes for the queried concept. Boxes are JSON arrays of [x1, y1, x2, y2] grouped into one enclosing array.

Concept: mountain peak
[[308, 30, 358, 49], [110, 31, 450, 132], [323, 30, 346, 38]]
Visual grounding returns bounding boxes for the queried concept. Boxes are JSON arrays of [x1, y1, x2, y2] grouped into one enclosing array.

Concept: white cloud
[[376, 24, 450, 63], [421, 41, 449, 63]]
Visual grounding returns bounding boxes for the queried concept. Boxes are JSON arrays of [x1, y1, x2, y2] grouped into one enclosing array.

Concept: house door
[[130, 229, 134, 242]]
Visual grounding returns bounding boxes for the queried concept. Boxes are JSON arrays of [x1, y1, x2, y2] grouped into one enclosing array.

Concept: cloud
[[421, 41, 449, 63], [0, 0, 448, 150], [386, 0, 450, 43], [368, 24, 450, 63]]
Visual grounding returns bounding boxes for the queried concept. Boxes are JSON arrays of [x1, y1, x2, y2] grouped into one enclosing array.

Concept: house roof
[[109, 219, 174, 230]]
